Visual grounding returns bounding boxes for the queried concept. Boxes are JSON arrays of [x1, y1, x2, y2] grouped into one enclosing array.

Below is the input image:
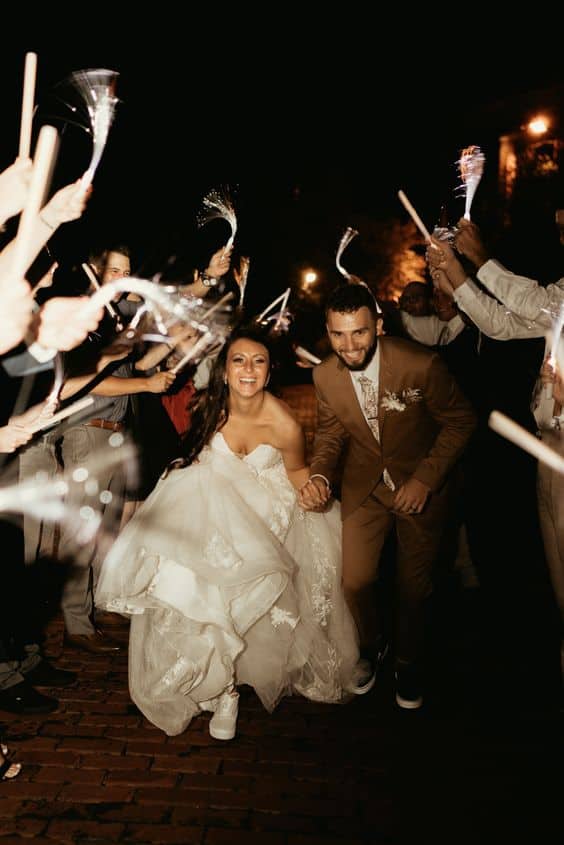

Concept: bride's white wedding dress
[[95, 432, 359, 735]]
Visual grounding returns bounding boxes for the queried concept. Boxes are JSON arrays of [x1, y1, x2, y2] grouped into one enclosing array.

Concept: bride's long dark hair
[[172, 323, 280, 469]]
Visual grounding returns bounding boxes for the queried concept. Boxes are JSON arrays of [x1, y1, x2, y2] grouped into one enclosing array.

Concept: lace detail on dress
[[102, 597, 144, 615], [204, 533, 243, 570], [270, 606, 299, 629], [305, 515, 335, 627], [297, 642, 341, 702], [252, 457, 296, 541]]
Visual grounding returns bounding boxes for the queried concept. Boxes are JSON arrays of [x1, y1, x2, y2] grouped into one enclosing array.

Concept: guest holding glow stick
[[427, 214, 564, 696]]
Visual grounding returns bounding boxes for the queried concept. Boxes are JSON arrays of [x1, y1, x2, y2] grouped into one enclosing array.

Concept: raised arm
[[0, 158, 32, 227], [427, 240, 545, 340], [454, 218, 563, 327], [0, 179, 90, 278]]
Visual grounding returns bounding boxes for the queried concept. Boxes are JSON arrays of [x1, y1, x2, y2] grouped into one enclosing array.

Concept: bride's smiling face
[[226, 339, 270, 396]]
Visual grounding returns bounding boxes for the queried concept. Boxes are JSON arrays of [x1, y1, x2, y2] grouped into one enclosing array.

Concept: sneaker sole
[[209, 725, 236, 740], [348, 673, 377, 695], [395, 692, 423, 710]]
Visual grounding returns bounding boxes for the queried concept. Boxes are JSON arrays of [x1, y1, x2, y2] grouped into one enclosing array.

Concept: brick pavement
[[1, 383, 561, 843], [0, 607, 393, 844]]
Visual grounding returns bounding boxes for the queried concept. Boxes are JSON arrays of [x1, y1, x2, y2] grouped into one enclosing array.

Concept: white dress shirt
[[400, 311, 466, 347]]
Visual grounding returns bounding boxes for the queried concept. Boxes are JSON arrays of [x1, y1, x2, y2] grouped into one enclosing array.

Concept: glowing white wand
[[18, 52, 37, 160], [65, 69, 120, 193], [336, 227, 359, 282], [197, 187, 237, 252], [458, 145, 485, 222], [489, 410, 564, 475]]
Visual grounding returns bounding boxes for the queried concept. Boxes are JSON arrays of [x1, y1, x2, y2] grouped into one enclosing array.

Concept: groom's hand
[[298, 477, 331, 512], [393, 478, 430, 515]]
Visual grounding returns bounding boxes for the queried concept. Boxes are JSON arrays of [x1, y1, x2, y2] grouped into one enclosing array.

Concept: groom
[[299, 284, 476, 708]]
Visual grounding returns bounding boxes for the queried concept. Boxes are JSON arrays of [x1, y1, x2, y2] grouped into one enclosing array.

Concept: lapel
[[377, 338, 394, 442], [332, 357, 381, 457]]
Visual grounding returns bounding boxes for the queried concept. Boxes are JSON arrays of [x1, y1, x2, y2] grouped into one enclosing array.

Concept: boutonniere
[[380, 388, 422, 412]]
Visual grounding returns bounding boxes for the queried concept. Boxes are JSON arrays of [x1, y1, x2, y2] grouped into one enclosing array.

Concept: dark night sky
[[1, 31, 563, 311]]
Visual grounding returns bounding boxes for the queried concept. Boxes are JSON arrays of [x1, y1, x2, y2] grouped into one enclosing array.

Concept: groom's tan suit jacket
[[310, 336, 476, 520]]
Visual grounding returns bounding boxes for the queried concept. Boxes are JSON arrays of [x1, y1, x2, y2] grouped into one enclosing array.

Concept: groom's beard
[[336, 337, 378, 372]]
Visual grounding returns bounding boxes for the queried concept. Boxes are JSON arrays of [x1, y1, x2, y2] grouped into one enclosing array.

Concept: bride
[[95, 324, 360, 739]]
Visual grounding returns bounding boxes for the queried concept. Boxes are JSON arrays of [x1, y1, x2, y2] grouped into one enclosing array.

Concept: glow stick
[[18, 52, 37, 160], [398, 189, 439, 249], [295, 346, 321, 365], [257, 289, 289, 323], [30, 396, 94, 433], [10, 125, 59, 284], [489, 410, 564, 474], [273, 287, 291, 331], [81, 262, 121, 325], [169, 293, 234, 374]]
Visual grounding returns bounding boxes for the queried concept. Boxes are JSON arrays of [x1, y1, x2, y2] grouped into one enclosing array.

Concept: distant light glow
[[527, 116, 549, 136], [303, 270, 317, 285]]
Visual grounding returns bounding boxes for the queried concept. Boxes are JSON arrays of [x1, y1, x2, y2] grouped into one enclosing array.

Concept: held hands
[[392, 478, 430, 515], [298, 477, 332, 512]]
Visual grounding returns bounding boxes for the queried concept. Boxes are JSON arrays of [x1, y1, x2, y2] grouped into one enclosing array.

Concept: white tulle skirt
[[96, 435, 359, 735]]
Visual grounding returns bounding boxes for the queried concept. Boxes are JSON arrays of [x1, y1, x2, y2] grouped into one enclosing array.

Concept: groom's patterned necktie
[[358, 375, 380, 442]]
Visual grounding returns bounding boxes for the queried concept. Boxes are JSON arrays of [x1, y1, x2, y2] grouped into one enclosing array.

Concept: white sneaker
[[347, 659, 377, 695], [209, 691, 239, 740]]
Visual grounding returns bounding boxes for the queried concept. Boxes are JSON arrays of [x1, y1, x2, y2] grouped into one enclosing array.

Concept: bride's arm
[[277, 414, 310, 491]]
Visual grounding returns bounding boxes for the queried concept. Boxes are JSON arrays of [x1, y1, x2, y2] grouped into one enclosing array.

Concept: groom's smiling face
[[326, 306, 378, 371]]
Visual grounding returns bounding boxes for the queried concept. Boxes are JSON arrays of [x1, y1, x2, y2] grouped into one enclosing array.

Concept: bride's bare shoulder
[[265, 394, 303, 441]]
